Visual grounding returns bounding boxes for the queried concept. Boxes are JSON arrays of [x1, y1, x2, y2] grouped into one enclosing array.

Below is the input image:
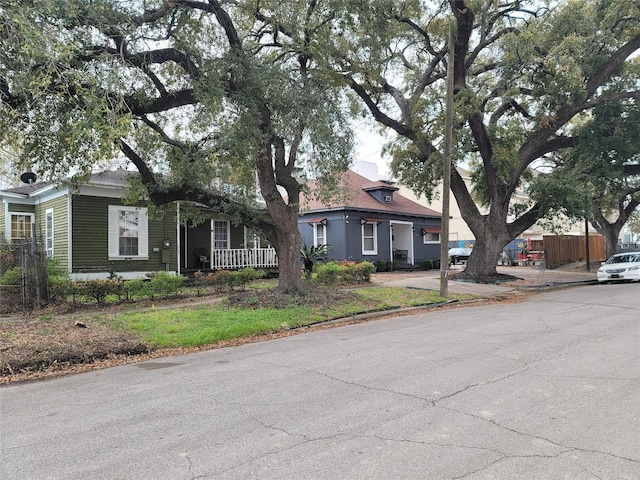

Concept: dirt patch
[[449, 271, 521, 284], [0, 318, 148, 378], [226, 287, 361, 309]]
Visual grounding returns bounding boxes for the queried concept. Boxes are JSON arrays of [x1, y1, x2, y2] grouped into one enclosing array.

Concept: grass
[[114, 305, 316, 347], [0, 284, 480, 382], [112, 287, 472, 348]]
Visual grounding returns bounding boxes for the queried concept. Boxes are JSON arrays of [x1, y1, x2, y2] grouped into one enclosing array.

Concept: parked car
[[448, 247, 473, 265], [597, 252, 640, 283]]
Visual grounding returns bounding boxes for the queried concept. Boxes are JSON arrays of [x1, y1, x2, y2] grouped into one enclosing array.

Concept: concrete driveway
[[1, 282, 638, 479]]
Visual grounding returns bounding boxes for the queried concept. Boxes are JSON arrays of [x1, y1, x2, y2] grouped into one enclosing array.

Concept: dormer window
[[363, 184, 398, 204]]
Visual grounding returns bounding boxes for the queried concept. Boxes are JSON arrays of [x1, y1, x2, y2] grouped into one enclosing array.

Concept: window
[[313, 223, 326, 247], [108, 206, 148, 259], [45, 209, 54, 257], [10, 214, 33, 242], [213, 220, 229, 249], [362, 221, 377, 255], [423, 232, 440, 243]]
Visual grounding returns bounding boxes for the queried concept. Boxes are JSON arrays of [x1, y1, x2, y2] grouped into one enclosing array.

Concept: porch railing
[[211, 248, 278, 269]]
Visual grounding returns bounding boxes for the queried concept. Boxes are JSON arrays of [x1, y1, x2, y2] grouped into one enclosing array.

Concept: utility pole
[[585, 218, 591, 272], [440, 20, 455, 298]]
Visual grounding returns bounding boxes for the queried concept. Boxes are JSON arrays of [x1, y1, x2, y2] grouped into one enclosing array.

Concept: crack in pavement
[[435, 403, 640, 466]]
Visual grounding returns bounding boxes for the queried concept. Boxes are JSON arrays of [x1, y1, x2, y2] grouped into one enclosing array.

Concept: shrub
[[351, 261, 374, 282], [313, 261, 347, 285], [301, 244, 332, 275], [423, 259, 433, 270], [312, 261, 374, 285], [48, 277, 73, 302], [235, 268, 267, 289], [195, 268, 266, 292], [0, 266, 22, 286], [374, 260, 388, 272], [121, 279, 150, 301], [82, 279, 116, 304], [150, 272, 185, 297]]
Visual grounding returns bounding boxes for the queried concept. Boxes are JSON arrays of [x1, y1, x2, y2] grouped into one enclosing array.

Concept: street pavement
[[2, 278, 638, 480]]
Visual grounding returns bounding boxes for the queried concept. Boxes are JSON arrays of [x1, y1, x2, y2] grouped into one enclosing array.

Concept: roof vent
[[384, 195, 392, 202]]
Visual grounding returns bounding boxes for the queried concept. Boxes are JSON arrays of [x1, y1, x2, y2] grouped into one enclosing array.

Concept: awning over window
[[361, 217, 383, 224], [307, 218, 327, 225], [422, 227, 441, 234]]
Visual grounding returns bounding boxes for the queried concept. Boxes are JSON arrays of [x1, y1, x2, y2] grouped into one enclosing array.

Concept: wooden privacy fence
[[542, 235, 605, 266]]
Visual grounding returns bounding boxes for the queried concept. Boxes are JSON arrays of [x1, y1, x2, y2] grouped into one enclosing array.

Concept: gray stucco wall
[[299, 210, 442, 266]]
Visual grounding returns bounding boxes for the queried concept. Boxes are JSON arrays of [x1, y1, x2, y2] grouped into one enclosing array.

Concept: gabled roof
[[1, 180, 54, 197], [301, 170, 441, 218], [0, 169, 136, 198]]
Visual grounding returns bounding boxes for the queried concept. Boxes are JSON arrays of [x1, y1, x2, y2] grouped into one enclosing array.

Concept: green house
[[1, 171, 179, 280], [1, 170, 277, 279]]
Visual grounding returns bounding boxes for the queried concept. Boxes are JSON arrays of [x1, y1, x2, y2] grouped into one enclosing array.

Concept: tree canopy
[[0, 0, 354, 292], [315, 0, 640, 278], [554, 100, 640, 257], [2, 0, 640, 284]]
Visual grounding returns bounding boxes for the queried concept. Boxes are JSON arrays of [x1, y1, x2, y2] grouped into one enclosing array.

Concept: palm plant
[[301, 244, 332, 275]]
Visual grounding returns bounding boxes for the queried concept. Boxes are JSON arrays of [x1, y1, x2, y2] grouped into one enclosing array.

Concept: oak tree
[[321, 0, 640, 279], [0, 0, 352, 293]]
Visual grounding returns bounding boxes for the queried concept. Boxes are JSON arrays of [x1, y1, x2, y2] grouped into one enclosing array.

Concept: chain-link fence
[[0, 236, 49, 314]]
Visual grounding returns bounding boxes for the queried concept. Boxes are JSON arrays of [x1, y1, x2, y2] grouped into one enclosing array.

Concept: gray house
[[299, 170, 442, 267]]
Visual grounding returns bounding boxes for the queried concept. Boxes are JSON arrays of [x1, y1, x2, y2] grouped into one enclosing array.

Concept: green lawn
[[112, 287, 473, 348]]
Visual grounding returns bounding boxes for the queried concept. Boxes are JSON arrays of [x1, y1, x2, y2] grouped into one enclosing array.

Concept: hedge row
[[311, 261, 374, 285], [49, 272, 186, 304]]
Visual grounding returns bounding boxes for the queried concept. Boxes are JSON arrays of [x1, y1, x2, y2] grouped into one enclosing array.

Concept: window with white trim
[[313, 223, 326, 247], [423, 231, 440, 243], [108, 206, 148, 259], [213, 220, 229, 249], [10, 213, 33, 243], [45, 209, 54, 257], [362, 221, 377, 255]]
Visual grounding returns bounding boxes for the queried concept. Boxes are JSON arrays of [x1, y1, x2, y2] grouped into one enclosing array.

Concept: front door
[[390, 221, 414, 266]]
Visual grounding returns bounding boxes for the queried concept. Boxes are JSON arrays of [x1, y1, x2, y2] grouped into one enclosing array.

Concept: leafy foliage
[[300, 244, 332, 275], [311, 260, 374, 285], [311, 0, 640, 279]]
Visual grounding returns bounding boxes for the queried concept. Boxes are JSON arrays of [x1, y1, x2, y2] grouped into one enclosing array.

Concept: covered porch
[[181, 217, 277, 272]]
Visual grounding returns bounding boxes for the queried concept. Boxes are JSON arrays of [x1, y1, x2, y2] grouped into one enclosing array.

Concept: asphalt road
[[2, 283, 639, 479]]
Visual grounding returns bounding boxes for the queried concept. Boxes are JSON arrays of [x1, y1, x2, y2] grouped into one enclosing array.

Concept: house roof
[[300, 170, 441, 218], [0, 169, 136, 198]]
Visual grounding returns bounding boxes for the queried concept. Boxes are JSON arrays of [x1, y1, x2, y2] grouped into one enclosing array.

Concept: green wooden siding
[[187, 221, 211, 269], [71, 196, 178, 274], [7, 203, 35, 214], [230, 224, 244, 248], [35, 195, 70, 271]]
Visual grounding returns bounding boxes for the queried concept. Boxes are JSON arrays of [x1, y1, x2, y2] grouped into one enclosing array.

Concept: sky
[[352, 119, 391, 177]]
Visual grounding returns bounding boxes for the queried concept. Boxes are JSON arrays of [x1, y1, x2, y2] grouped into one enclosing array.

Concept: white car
[[597, 252, 640, 283]]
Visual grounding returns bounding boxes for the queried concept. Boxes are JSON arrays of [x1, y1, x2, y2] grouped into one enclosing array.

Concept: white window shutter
[[108, 207, 119, 257], [138, 208, 148, 257]]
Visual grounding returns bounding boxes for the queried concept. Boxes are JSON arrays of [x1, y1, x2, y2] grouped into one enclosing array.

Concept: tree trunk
[[270, 207, 303, 294], [449, 170, 521, 281], [591, 198, 640, 260], [456, 218, 511, 280], [601, 226, 620, 260], [255, 142, 304, 294]]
